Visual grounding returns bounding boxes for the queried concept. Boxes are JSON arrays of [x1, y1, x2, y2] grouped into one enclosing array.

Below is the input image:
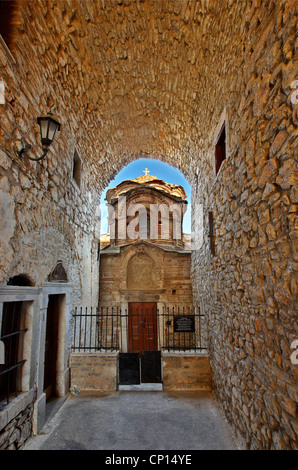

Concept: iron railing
[[72, 305, 207, 353]]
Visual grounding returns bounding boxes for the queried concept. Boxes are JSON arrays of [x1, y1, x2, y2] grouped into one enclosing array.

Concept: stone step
[[118, 383, 163, 391]]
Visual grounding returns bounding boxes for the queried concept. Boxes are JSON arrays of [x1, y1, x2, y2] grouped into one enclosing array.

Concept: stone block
[[162, 354, 212, 391]]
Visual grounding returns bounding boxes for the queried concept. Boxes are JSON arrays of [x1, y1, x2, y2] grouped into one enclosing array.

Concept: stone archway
[[0, 0, 296, 449]]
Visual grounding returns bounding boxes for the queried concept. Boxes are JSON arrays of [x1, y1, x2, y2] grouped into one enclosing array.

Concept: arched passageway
[[0, 0, 296, 450]]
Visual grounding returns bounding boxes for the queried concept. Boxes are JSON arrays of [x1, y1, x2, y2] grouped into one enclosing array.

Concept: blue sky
[[100, 158, 192, 234]]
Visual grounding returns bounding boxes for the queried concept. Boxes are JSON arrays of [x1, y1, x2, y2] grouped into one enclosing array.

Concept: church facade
[[70, 172, 211, 390], [100, 172, 194, 353], [100, 172, 193, 310]]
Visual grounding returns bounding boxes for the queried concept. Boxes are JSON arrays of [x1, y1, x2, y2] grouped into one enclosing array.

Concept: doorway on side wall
[[43, 294, 62, 401]]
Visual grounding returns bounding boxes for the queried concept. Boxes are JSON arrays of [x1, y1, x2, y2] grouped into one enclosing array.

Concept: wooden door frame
[[128, 302, 158, 353]]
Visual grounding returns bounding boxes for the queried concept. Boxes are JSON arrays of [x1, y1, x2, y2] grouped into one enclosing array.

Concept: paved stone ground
[[24, 391, 238, 450]]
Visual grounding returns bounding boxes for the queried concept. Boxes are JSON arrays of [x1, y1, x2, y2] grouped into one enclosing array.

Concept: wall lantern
[[14, 113, 61, 161]]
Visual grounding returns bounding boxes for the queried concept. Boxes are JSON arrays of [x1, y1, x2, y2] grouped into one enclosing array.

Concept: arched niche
[[127, 253, 156, 290], [7, 274, 35, 286], [48, 262, 68, 283]]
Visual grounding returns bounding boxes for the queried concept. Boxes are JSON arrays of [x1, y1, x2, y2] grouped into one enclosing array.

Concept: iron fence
[[72, 305, 207, 353]]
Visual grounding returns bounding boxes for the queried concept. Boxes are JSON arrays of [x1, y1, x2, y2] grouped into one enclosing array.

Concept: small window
[[0, 0, 19, 51], [208, 211, 215, 256], [215, 123, 226, 175], [73, 148, 81, 188]]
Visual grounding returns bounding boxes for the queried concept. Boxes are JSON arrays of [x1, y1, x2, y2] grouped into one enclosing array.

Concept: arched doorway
[[99, 158, 194, 388], [127, 253, 158, 354]]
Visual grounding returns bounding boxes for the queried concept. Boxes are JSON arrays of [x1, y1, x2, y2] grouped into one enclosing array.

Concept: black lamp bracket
[[13, 139, 49, 161]]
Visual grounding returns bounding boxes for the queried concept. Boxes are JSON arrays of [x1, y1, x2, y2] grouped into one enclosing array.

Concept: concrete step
[[118, 383, 163, 391]]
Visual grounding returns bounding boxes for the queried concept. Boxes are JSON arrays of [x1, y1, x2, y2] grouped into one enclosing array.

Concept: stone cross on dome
[[143, 168, 150, 175]]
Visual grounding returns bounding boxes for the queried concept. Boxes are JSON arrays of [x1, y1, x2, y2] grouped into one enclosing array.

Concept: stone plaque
[[48, 262, 68, 282], [173, 315, 195, 333]]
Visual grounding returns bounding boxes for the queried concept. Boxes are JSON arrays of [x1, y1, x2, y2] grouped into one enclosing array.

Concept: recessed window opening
[[73, 148, 82, 188], [208, 211, 216, 256], [215, 123, 226, 176], [0, 302, 27, 405]]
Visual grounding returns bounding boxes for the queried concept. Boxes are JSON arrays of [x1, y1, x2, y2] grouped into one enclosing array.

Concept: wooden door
[[128, 302, 158, 353]]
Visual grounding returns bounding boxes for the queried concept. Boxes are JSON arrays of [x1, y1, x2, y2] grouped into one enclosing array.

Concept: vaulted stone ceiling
[[15, 0, 276, 186]]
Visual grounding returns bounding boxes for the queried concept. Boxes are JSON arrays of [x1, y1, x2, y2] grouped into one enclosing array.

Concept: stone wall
[[0, 2, 101, 307], [0, 403, 33, 450], [0, 1, 101, 446], [162, 354, 212, 391], [0, 390, 35, 450], [190, 0, 297, 450], [70, 353, 118, 392], [70, 353, 212, 393]]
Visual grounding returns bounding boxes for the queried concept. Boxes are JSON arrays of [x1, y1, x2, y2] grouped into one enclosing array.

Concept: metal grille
[[72, 305, 207, 353], [0, 302, 27, 406]]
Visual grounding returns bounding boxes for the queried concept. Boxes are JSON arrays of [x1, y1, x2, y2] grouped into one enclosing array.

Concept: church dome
[[106, 169, 187, 202]]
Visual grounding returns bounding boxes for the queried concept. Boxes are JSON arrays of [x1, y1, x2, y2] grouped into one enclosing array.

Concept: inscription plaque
[[173, 315, 195, 333]]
